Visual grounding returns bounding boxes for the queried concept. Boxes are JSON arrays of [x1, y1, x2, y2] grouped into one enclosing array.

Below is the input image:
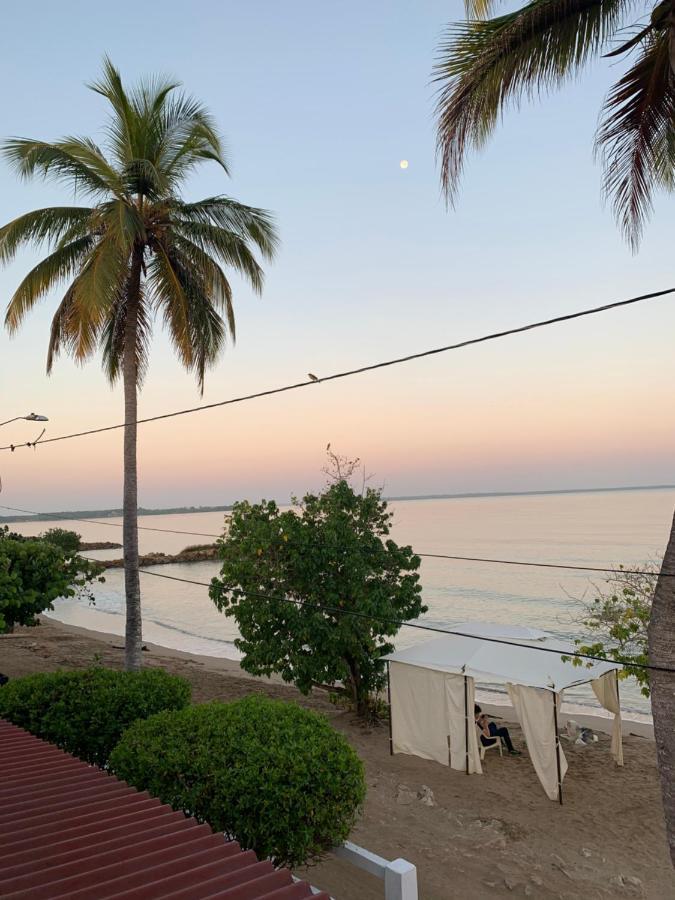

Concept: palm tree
[[434, 1, 675, 864], [0, 60, 278, 671]]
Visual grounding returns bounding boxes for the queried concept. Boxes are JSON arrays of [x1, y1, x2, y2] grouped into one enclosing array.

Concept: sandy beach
[[1, 617, 673, 899]]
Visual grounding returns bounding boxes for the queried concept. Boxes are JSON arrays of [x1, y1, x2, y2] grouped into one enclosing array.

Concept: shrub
[[109, 695, 366, 867], [0, 667, 190, 765], [40, 528, 81, 555], [0, 528, 102, 633]]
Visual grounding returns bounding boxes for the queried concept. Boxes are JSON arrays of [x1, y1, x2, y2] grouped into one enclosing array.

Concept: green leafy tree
[[0, 59, 277, 672], [40, 527, 81, 555], [0, 527, 102, 633], [210, 472, 425, 717], [434, 3, 675, 862], [569, 563, 655, 696]]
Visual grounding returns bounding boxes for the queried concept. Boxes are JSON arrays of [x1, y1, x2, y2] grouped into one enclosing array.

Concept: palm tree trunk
[[123, 247, 143, 672], [649, 508, 675, 866]]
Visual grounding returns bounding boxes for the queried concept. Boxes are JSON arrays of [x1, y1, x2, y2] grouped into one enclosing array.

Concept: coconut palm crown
[[0, 59, 278, 670], [435, 0, 675, 250]]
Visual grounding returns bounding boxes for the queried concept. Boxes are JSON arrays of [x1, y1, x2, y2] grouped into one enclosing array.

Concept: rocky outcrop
[[101, 544, 219, 569], [79, 541, 122, 551]]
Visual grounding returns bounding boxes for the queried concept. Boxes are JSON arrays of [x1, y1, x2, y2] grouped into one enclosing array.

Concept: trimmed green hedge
[[0, 667, 190, 765], [109, 695, 366, 867]]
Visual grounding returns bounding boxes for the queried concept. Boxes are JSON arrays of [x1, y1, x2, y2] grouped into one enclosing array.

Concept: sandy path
[[1, 618, 673, 900]]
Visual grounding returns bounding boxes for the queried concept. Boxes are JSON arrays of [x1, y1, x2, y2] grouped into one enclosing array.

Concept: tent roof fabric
[[450, 621, 551, 641], [0, 719, 328, 899], [384, 623, 620, 691]]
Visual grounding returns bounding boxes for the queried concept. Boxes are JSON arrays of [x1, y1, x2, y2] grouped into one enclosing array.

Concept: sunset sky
[[1, 0, 675, 512]]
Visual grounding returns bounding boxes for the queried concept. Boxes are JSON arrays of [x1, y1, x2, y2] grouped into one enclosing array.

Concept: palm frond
[[596, 31, 675, 250], [2, 138, 126, 199], [464, 0, 502, 19], [0, 207, 94, 264], [48, 235, 132, 370], [150, 242, 226, 391], [89, 57, 141, 166], [173, 196, 278, 259], [45, 278, 106, 371], [172, 233, 235, 338], [156, 94, 229, 185], [173, 219, 266, 293], [5, 236, 94, 333], [435, 0, 634, 201], [100, 284, 153, 385], [46, 273, 135, 374]]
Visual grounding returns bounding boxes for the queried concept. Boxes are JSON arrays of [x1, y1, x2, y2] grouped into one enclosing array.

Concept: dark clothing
[[480, 722, 515, 753]]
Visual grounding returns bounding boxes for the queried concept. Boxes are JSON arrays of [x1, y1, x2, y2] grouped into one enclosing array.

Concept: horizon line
[[2, 482, 675, 523]]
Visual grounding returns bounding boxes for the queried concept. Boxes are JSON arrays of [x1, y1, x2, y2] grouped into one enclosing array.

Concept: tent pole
[[552, 689, 563, 806], [464, 674, 469, 775], [387, 661, 393, 757], [615, 668, 620, 710]]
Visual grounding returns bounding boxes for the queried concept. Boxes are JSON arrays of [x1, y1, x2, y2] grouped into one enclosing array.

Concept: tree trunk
[[345, 654, 368, 717], [649, 507, 675, 866], [123, 247, 143, 672]]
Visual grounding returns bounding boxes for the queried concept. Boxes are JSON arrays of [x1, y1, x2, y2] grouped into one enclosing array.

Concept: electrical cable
[[79, 561, 672, 676], [2, 286, 673, 453]]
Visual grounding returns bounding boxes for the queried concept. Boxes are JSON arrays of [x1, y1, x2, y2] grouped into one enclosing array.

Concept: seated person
[[475, 703, 520, 755]]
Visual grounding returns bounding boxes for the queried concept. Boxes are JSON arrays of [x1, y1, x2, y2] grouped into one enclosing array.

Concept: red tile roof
[[0, 720, 329, 899]]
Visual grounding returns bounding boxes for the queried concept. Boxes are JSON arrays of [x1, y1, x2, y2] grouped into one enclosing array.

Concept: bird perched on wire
[[308, 373, 319, 382]]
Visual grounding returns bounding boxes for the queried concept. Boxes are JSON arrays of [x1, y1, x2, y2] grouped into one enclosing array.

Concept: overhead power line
[[2, 286, 673, 453], [81, 562, 673, 676], [3, 502, 672, 578]]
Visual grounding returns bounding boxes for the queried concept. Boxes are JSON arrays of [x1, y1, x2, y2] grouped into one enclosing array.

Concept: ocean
[[10, 486, 675, 719]]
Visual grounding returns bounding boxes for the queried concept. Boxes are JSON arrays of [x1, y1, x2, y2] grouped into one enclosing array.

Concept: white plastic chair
[[477, 724, 503, 761]]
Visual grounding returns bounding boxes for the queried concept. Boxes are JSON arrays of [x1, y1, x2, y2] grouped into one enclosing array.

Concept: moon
[[399, 159, 409, 169]]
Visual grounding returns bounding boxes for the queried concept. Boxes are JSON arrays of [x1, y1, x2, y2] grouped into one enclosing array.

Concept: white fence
[[333, 841, 418, 900]]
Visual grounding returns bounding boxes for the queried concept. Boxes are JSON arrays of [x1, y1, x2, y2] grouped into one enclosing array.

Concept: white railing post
[[384, 858, 418, 900], [333, 841, 418, 900]]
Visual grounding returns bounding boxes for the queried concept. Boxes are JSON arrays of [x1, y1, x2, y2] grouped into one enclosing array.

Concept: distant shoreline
[[2, 482, 674, 524]]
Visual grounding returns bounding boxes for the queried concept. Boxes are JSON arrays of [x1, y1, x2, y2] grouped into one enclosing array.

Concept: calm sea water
[[12, 487, 675, 716]]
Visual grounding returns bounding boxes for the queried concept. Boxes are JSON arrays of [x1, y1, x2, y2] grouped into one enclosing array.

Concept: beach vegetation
[[109, 695, 366, 868], [570, 563, 655, 696], [0, 527, 101, 633], [0, 59, 277, 672], [40, 527, 81, 554], [210, 456, 425, 718], [0, 667, 190, 765]]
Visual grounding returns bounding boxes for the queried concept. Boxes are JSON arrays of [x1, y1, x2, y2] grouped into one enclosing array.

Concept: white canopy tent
[[384, 622, 623, 802]]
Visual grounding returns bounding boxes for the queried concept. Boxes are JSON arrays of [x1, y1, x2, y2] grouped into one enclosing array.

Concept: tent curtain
[[446, 675, 482, 774], [507, 683, 568, 801], [389, 662, 450, 765], [592, 670, 624, 766]]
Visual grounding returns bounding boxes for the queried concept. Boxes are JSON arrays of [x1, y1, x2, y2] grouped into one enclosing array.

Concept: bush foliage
[[571, 562, 656, 696], [109, 695, 366, 867], [0, 527, 101, 633], [0, 667, 190, 765]]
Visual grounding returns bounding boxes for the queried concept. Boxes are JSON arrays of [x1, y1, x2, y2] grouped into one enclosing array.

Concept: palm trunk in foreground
[[123, 248, 143, 671], [649, 507, 675, 866]]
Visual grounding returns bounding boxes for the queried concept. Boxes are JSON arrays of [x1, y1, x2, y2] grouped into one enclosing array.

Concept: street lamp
[[0, 412, 49, 428]]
